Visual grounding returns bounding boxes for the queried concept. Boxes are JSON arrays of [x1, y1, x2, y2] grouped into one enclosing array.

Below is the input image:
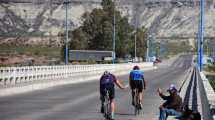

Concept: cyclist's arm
[[115, 79, 125, 89], [143, 78, 146, 89], [142, 74, 146, 89]]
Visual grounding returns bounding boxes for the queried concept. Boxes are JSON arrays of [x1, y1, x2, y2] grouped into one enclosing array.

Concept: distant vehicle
[[155, 58, 162, 63], [69, 50, 113, 62], [203, 56, 214, 65]]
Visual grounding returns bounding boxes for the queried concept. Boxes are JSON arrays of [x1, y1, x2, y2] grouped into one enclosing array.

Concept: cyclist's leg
[[109, 85, 115, 120], [131, 80, 135, 105], [110, 99, 115, 119], [138, 80, 144, 108], [100, 86, 105, 113]]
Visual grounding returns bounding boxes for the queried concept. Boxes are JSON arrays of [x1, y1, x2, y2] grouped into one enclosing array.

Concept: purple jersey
[[100, 73, 116, 85]]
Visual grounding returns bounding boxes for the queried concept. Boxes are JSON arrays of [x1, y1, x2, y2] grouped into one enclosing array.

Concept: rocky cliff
[[0, 0, 215, 46]]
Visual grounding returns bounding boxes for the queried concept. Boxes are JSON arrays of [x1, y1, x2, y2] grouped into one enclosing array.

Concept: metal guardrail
[[181, 66, 214, 120], [199, 69, 215, 120], [197, 68, 213, 120]]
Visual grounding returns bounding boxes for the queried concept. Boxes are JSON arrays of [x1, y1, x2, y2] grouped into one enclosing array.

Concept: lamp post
[[198, 0, 205, 71], [134, 5, 139, 62], [146, 34, 151, 62], [112, 0, 116, 64], [65, 0, 69, 65]]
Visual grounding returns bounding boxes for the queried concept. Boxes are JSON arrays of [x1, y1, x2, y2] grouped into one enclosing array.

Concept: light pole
[[146, 34, 151, 62], [65, 0, 69, 65], [112, 0, 116, 64], [198, 0, 205, 71], [134, 5, 138, 62]]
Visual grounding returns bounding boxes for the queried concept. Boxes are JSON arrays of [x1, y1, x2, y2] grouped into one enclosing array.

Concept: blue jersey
[[130, 70, 144, 81]]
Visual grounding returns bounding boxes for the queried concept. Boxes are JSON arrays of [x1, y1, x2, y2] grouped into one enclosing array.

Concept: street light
[[134, 4, 139, 62], [146, 34, 151, 62], [198, 0, 205, 71], [65, 0, 69, 65], [112, 0, 116, 64]]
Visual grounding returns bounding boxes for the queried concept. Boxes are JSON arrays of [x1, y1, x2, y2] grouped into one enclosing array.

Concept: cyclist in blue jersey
[[129, 65, 146, 109], [100, 71, 125, 120]]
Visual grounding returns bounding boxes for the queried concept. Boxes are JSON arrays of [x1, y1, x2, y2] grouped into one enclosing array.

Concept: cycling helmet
[[167, 84, 177, 93], [133, 65, 140, 70], [103, 70, 110, 75]]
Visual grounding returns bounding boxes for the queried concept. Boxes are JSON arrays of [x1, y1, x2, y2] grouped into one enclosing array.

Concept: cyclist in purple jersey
[[100, 71, 125, 120], [129, 66, 146, 109]]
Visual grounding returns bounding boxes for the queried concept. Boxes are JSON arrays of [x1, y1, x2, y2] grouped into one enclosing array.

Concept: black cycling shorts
[[100, 84, 115, 101], [130, 80, 143, 92]]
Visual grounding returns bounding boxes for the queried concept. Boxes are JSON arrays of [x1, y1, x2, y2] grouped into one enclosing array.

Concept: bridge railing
[[198, 70, 215, 120], [179, 65, 214, 120], [0, 63, 153, 87]]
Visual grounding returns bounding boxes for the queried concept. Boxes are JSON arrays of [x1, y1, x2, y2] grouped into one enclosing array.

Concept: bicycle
[[103, 89, 111, 120], [134, 88, 141, 115]]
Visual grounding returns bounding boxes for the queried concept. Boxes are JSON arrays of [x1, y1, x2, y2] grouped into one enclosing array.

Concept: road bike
[[103, 89, 111, 120]]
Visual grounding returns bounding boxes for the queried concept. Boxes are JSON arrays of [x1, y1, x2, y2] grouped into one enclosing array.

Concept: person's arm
[[143, 79, 146, 90], [99, 75, 103, 85], [112, 74, 125, 89], [115, 79, 125, 89], [157, 88, 169, 100], [142, 75, 146, 89]]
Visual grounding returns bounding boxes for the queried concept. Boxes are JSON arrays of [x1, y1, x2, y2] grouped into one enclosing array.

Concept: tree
[[65, 0, 147, 60], [69, 27, 88, 50], [136, 27, 147, 59]]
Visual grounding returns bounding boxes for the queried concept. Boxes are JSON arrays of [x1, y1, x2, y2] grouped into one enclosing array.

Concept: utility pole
[[198, 0, 205, 71], [146, 34, 150, 62], [112, 0, 116, 64], [134, 4, 139, 62], [65, 0, 69, 65]]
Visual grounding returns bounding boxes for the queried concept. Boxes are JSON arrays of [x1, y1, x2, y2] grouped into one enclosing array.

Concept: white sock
[[111, 112, 114, 119]]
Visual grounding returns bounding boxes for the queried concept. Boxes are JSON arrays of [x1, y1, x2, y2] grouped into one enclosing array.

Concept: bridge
[[0, 54, 214, 120], [0, 0, 215, 119]]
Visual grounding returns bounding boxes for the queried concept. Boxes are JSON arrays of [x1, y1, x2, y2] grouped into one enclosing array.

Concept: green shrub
[[209, 80, 215, 91]]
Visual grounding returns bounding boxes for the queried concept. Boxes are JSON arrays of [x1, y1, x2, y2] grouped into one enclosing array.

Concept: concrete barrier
[[0, 63, 153, 96]]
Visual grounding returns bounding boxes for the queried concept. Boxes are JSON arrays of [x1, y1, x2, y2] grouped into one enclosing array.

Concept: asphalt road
[[0, 55, 193, 120]]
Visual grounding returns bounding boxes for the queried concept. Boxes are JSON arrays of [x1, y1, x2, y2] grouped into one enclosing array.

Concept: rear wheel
[[104, 90, 111, 120]]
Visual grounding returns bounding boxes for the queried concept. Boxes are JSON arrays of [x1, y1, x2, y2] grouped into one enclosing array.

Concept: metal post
[[146, 35, 150, 62], [134, 5, 138, 62], [112, 0, 116, 64], [199, 0, 205, 71], [65, 0, 69, 65], [197, 27, 200, 68], [213, 47, 215, 57], [146, 37, 149, 62]]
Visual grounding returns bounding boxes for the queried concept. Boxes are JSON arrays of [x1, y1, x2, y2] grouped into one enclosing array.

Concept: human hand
[[157, 88, 162, 94], [159, 105, 164, 109]]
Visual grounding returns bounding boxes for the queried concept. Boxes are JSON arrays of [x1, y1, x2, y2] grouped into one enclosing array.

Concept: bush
[[209, 80, 215, 91], [206, 65, 215, 72]]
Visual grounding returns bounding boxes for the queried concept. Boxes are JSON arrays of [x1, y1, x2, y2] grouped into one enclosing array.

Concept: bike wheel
[[104, 90, 111, 120], [104, 97, 108, 118], [107, 100, 111, 120]]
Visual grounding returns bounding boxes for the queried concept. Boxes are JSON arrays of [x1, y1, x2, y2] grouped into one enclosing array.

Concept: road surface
[[0, 55, 192, 120]]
